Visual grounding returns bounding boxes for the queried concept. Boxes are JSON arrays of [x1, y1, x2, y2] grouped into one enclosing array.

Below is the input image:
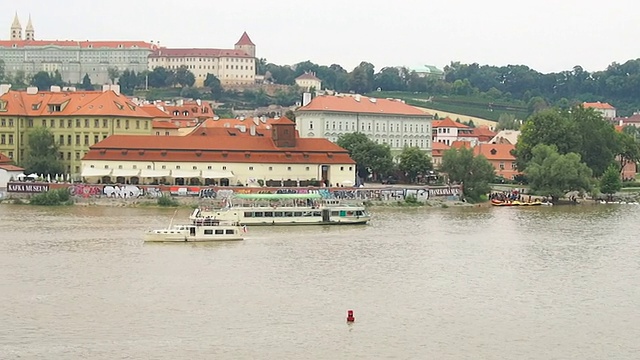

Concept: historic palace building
[[81, 118, 356, 187], [0, 14, 155, 85], [295, 94, 433, 154], [0, 85, 169, 174], [148, 32, 257, 87]]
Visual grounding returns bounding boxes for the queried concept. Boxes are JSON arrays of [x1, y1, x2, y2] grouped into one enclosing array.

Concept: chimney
[[619, 119, 624, 126], [50, 85, 61, 92], [26, 86, 38, 95], [177, 99, 184, 106], [0, 84, 11, 96], [355, 94, 361, 102], [250, 124, 256, 136], [302, 92, 312, 107]]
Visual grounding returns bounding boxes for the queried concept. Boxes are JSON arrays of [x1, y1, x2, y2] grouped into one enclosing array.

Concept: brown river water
[[1, 204, 639, 359]]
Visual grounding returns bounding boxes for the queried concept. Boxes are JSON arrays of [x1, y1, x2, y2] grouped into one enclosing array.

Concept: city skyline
[[5, 0, 640, 74]]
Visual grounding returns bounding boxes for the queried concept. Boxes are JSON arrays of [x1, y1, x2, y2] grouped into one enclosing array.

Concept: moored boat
[[491, 199, 547, 207], [193, 193, 371, 226], [145, 210, 245, 242]]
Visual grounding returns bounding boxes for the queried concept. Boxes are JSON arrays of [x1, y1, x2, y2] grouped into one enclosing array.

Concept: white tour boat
[[192, 193, 371, 226], [145, 209, 245, 242]]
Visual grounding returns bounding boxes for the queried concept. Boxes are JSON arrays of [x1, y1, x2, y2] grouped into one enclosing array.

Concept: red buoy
[[346, 310, 355, 323]]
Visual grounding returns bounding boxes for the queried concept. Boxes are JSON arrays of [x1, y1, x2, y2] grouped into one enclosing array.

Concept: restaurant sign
[[7, 182, 50, 193]]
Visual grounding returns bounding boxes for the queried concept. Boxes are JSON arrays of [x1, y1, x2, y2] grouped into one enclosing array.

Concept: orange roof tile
[[0, 90, 159, 118], [298, 95, 430, 117], [152, 120, 180, 129], [84, 134, 353, 165], [583, 102, 615, 110], [451, 141, 472, 149], [0, 164, 24, 171], [141, 105, 172, 118], [473, 143, 516, 161], [150, 48, 251, 58], [0, 153, 13, 164], [235, 32, 255, 46], [432, 117, 469, 128], [296, 73, 320, 81], [0, 40, 155, 49]]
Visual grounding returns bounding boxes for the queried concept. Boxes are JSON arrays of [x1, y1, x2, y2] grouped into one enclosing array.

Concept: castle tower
[[10, 12, 22, 40], [25, 14, 34, 41], [234, 32, 256, 58]]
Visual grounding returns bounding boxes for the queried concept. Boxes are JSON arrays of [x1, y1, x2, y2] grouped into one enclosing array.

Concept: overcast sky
[[7, 0, 638, 73]]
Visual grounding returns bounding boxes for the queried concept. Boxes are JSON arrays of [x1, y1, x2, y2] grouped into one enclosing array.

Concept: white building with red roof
[[295, 72, 322, 91], [583, 101, 616, 120], [1, 14, 156, 84], [148, 32, 257, 86], [295, 94, 433, 153], [81, 117, 355, 187]]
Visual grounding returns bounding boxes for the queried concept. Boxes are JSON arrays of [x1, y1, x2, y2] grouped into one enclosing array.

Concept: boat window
[[225, 230, 235, 234], [356, 211, 363, 216], [204, 230, 213, 235], [284, 212, 294, 217], [244, 212, 253, 218], [313, 212, 321, 217], [274, 212, 284, 217], [264, 211, 274, 217], [254, 212, 264, 217], [215, 229, 224, 234], [331, 211, 339, 216], [347, 211, 354, 216], [303, 212, 312, 216], [339, 211, 346, 217], [294, 212, 303, 217]]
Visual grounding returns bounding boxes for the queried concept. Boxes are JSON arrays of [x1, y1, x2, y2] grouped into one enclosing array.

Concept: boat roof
[[234, 193, 322, 200]]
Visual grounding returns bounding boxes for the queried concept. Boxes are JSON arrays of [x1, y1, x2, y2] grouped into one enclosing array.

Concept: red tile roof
[[150, 48, 251, 58], [84, 134, 353, 164], [152, 120, 180, 129], [140, 105, 173, 118], [296, 73, 320, 80], [0, 40, 155, 49], [235, 32, 255, 46], [451, 141, 472, 149], [0, 164, 23, 171], [431, 142, 451, 157], [0, 153, 14, 164], [583, 101, 615, 110], [0, 90, 161, 118], [473, 143, 515, 161], [298, 95, 430, 117], [432, 117, 469, 129], [468, 126, 497, 141]]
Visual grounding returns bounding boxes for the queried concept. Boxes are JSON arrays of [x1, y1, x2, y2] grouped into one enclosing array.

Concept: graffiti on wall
[[69, 184, 102, 198]]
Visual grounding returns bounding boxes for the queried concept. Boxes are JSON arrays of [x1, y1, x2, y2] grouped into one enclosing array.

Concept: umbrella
[[341, 180, 355, 187], [16, 173, 27, 179], [27, 173, 38, 179], [46, 174, 51, 182]]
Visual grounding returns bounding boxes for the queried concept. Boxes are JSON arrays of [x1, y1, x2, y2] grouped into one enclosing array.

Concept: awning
[[81, 167, 112, 177], [170, 169, 202, 178], [140, 169, 171, 178], [111, 169, 141, 177], [201, 170, 235, 179]]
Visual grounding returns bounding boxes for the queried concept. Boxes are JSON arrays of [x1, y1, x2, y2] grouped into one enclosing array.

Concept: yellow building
[[82, 118, 356, 187], [0, 85, 170, 174], [148, 32, 257, 87]]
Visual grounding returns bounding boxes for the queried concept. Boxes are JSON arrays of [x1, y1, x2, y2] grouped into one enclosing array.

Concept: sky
[[6, 0, 640, 74]]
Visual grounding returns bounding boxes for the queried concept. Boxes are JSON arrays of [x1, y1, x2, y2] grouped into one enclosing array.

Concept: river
[[1, 204, 639, 359]]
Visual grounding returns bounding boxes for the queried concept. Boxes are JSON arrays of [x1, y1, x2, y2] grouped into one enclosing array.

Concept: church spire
[[25, 14, 34, 41], [11, 12, 22, 41]]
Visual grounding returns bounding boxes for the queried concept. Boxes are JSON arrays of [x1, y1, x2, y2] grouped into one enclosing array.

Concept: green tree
[[204, 73, 223, 98], [570, 106, 618, 176], [398, 146, 433, 183], [337, 132, 394, 180], [496, 113, 520, 130], [513, 109, 580, 170], [30, 71, 53, 90], [13, 70, 26, 87], [52, 70, 64, 87], [0, 59, 5, 82], [22, 127, 64, 176], [107, 67, 120, 85], [81, 73, 94, 90], [284, 110, 296, 122], [524, 144, 592, 202], [348, 61, 375, 94], [148, 67, 175, 88], [175, 66, 195, 87], [615, 130, 640, 174], [599, 164, 622, 199], [180, 86, 201, 99], [118, 69, 139, 95], [440, 147, 495, 202]]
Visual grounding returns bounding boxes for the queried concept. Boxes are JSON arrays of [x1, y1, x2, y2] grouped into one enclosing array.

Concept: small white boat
[[145, 210, 245, 242]]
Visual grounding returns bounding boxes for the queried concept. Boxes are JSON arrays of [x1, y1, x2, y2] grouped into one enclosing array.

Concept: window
[[340, 166, 344, 171], [309, 121, 313, 130], [161, 165, 166, 169], [8, 119, 13, 127], [116, 119, 120, 128], [144, 121, 148, 130], [94, 119, 100, 128], [222, 166, 227, 170], [192, 166, 197, 170], [84, 135, 89, 145], [125, 120, 129, 129], [499, 162, 505, 170], [103, 119, 108, 128], [8, 151, 13, 159], [156, 131, 160, 135], [75, 152, 80, 160], [0, 119, 5, 127], [268, 166, 273, 171], [176, 165, 181, 169], [59, 135, 64, 145], [67, 119, 72, 128], [67, 135, 72, 145], [349, 166, 353, 171], [75, 135, 80, 145], [84, 119, 89, 128], [0, 134, 4, 144], [136, 120, 140, 129], [305, 167, 310, 171], [94, 135, 99, 144], [165, 132, 169, 136], [76, 119, 81, 127], [249, 166, 254, 171], [50, 119, 55, 128]]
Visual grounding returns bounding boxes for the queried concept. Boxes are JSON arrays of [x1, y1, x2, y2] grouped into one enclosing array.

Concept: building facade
[[0, 85, 167, 174], [1, 14, 154, 85], [295, 94, 433, 153], [81, 118, 356, 187], [583, 102, 616, 120], [473, 143, 519, 180], [148, 32, 256, 86], [295, 72, 322, 91]]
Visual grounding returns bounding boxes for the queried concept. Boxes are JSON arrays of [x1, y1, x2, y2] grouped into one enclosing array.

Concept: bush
[[157, 195, 179, 207], [29, 189, 73, 206], [622, 181, 640, 188]]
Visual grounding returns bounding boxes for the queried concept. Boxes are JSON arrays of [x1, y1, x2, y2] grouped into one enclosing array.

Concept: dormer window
[[48, 104, 62, 112], [490, 149, 497, 155]]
